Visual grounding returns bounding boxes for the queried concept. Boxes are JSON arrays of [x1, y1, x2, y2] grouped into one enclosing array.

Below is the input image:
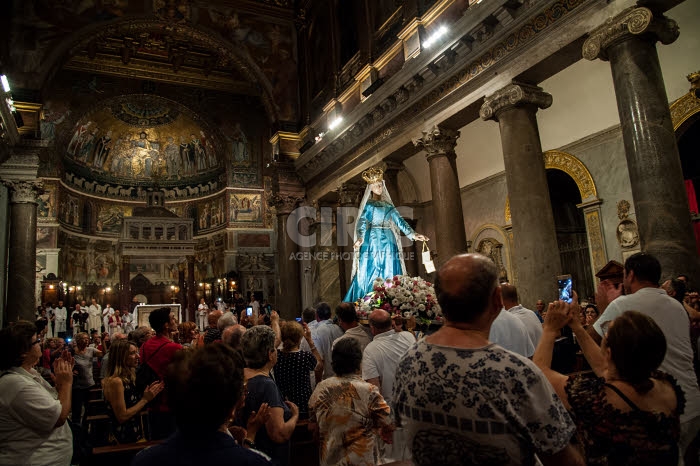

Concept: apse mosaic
[[64, 95, 224, 184]]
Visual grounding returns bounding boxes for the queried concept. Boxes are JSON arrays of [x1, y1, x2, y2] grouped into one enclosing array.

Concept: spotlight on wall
[[328, 117, 344, 131], [0, 75, 10, 93], [423, 25, 449, 49]]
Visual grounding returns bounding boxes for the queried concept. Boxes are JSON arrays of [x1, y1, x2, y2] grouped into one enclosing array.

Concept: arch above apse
[[504, 150, 598, 224], [670, 71, 700, 137], [35, 18, 280, 124]]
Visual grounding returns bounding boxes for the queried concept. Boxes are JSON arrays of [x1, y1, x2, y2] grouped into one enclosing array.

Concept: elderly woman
[[102, 339, 163, 443], [0, 321, 75, 465], [71, 332, 103, 424], [309, 338, 392, 466], [241, 325, 299, 465], [534, 297, 684, 465], [133, 344, 271, 465], [274, 320, 321, 418]]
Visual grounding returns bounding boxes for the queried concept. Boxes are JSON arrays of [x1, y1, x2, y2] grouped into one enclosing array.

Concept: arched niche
[[471, 223, 513, 284], [504, 151, 606, 286]]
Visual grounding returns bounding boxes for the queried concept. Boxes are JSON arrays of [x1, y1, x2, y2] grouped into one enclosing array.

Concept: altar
[[134, 304, 182, 329]]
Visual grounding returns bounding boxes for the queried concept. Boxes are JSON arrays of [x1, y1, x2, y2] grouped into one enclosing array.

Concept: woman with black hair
[[534, 297, 684, 465]]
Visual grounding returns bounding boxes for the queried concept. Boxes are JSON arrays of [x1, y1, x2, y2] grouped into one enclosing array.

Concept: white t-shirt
[[593, 287, 700, 423], [0, 367, 73, 466], [362, 330, 416, 405], [489, 309, 535, 357], [198, 303, 209, 316], [507, 305, 543, 348]]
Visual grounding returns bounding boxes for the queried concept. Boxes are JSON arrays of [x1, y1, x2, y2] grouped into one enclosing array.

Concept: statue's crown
[[361, 167, 384, 184]]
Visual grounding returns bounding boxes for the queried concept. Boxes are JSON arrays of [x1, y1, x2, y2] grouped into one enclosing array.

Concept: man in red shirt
[[140, 307, 182, 440]]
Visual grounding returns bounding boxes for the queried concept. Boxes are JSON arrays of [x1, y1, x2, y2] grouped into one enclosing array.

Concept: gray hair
[[241, 325, 276, 369], [217, 312, 237, 331]]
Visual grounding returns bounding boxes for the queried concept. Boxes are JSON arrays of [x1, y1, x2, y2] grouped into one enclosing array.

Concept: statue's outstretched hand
[[414, 234, 429, 242], [354, 239, 363, 249]]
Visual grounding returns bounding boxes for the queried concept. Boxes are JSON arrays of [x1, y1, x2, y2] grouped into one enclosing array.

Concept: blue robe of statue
[[344, 199, 415, 302]]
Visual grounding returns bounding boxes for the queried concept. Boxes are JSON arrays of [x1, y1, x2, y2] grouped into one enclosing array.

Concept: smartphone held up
[[557, 274, 573, 304]]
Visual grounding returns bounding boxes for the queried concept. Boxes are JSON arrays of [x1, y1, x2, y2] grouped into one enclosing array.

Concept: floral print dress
[[309, 374, 392, 466]]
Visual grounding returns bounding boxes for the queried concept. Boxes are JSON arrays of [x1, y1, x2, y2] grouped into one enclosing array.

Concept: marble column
[[3, 180, 42, 322], [384, 162, 419, 277], [337, 181, 364, 293], [187, 256, 196, 322], [413, 126, 468, 266], [119, 255, 130, 311], [272, 194, 304, 320], [583, 7, 698, 279], [178, 263, 186, 308], [481, 82, 561, 306]]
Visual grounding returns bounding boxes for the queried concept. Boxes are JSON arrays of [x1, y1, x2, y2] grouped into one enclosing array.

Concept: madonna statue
[[344, 167, 429, 302]]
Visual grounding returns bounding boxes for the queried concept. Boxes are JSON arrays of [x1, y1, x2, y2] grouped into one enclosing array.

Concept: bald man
[[393, 254, 582, 466]]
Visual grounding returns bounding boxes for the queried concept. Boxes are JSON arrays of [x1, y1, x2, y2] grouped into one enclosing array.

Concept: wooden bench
[[82, 440, 163, 466]]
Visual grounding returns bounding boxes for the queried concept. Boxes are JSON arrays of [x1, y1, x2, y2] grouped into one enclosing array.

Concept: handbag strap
[[605, 382, 642, 411]]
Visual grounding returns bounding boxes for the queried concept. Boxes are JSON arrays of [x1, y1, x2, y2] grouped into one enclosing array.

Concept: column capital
[[582, 7, 679, 62], [269, 194, 304, 215], [480, 82, 552, 121], [412, 126, 460, 161], [3, 179, 43, 204], [337, 181, 365, 206]]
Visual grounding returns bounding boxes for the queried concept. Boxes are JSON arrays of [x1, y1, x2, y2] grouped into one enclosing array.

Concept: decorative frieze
[[582, 7, 679, 61], [479, 82, 552, 121], [269, 194, 304, 216]]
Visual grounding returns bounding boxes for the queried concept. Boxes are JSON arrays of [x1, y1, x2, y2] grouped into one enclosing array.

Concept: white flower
[[403, 311, 411, 318], [418, 304, 426, 311], [392, 299, 400, 306]]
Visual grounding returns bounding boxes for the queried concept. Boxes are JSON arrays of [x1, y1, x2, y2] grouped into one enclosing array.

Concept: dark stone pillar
[[271, 195, 304, 320], [3, 180, 42, 322], [187, 256, 196, 322], [119, 255, 130, 312], [178, 263, 186, 308], [384, 162, 419, 277], [583, 7, 698, 279], [481, 82, 561, 306], [337, 181, 364, 293], [413, 126, 468, 266]]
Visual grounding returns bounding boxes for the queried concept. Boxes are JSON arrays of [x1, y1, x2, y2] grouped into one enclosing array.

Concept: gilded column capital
[[480, 82, 552, 121], [269, 194, 304, 216], [582, 7, 679, 61], [412, 126, 460, 161], [3, 179, 43, 204]]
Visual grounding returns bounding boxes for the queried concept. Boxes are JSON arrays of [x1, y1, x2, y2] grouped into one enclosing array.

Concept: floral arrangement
[[357, 275, 442, 325]]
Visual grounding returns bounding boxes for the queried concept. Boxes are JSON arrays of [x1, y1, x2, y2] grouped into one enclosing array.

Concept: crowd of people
[[2, 251, 700, 466]]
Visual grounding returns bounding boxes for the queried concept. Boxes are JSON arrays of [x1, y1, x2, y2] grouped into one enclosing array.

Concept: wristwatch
[[243, 438, 256, 449]]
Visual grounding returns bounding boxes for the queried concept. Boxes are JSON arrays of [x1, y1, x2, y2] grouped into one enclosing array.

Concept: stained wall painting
[[64, 95, 224, 187], [195, 194, 226, 232], [229, 192, 264, 227], [40, 101, 71, 142], [59, 192, 82, 229], [96, 204, 132, 235], [37, 227, 57, 249], [59, 234, 119, 285], [38, 182, 58, 219]]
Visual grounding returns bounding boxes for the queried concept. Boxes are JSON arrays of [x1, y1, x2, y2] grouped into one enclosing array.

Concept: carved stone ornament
[[582, 7, 679, 62], [337, 181, 365, 206], [617, 199, 631, 220], [479, 82, 553, 121], [617, 219, 639, 249], [3, 179, 43, 204], [412, 126, 460, 160], [269, 194, 304, 215]]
